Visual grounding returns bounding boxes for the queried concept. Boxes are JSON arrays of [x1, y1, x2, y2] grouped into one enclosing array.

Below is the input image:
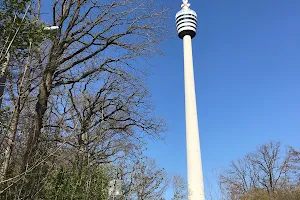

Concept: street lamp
[[43, 25, 59, 31]]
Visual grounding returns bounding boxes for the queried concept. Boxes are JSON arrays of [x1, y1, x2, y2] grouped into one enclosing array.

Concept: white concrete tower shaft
[[176, 1, 205, 199], [183, 35, 205, 200]]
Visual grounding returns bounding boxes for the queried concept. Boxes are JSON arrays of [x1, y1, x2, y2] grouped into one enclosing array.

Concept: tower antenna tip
[[181, 0, 190, 8]]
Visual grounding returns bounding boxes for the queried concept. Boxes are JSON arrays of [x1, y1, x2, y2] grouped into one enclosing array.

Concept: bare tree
[[22, 0, 168, 172], [289, 147, 300, 185], [122, 158, 168, 200], [171, 175, 188, 200], [0, 41, 42, 181], [0, 0, 45, 181], [219, 142, 300, 200], [41, 71, 164, 172]]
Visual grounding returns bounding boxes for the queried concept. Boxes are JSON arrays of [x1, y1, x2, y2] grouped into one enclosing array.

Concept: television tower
[[176, 0, 205, 199]]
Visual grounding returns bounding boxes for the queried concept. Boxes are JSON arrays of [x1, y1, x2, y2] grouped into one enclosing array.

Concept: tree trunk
[[0, 53, 9, 110], [77, 125, 88, 176], [0, 108, 20, 181], [0, 53, 10, 180], [22, 70, 53, 172]]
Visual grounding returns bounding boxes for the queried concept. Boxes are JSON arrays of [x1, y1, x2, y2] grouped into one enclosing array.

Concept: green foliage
[[0, 106, 11, 128], [0, 0, 47, 62], [0, 163, 109, 199], [42, 166, 109, 200], [1, 0, 32, 12]]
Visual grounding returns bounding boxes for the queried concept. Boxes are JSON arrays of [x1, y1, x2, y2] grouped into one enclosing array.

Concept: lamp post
[[175, 1, 205, 199]]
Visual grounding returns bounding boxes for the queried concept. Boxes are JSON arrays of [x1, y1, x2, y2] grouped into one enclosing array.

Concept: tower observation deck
[[175, 0, 197, 39]]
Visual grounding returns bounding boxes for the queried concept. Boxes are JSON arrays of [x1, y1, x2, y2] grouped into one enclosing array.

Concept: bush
[[41, 166, 109, 200]]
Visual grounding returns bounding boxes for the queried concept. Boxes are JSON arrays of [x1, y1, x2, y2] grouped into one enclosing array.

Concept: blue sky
[[145, 0, 300, 197]]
